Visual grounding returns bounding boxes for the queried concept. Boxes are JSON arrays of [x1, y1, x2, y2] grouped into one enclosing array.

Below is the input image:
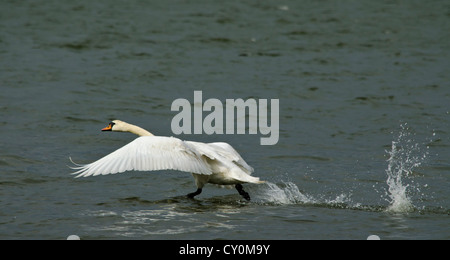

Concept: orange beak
[[101, 124, 113, 131]]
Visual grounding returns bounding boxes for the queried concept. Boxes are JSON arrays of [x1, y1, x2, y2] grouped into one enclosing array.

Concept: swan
[[70, 120, 264, 200]]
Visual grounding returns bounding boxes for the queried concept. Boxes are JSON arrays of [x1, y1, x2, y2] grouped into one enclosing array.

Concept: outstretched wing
[[70, 136, 213, 177], [184, 141, 254, 175], [207, 142, 254, 174]]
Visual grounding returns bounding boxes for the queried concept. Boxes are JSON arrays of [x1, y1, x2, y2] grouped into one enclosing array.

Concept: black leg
[[187, 188, 202, 199], [235, 184, 251, 201]]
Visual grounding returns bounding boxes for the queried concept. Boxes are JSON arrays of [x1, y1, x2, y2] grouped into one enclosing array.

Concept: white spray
[[385, 124, 428, 213]]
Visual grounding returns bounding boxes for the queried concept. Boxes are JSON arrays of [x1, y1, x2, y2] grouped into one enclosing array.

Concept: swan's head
[[101, 120, 127, 132], [101, 120, 153, 136]]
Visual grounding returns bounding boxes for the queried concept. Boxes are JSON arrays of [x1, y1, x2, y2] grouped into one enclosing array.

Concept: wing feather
[[70, 136, 212, 177], [185, 141, 254, 175], [207, 142, 254, 174]]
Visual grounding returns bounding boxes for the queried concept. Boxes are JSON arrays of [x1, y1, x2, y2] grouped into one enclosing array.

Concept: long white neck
[[121, 122, 154, 137]]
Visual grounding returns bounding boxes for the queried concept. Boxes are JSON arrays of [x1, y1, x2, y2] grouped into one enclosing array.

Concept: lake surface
[[1, 0, 449, 240]]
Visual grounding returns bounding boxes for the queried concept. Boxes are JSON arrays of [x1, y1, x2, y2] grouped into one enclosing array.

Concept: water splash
[[254, 181, 316, 205], [251, 181, 361, 210], [248, 124, 432, 213], [385, 124, 428, 213]]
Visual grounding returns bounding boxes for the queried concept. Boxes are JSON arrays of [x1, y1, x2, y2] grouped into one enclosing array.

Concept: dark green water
[[1, 0, 449, 239]]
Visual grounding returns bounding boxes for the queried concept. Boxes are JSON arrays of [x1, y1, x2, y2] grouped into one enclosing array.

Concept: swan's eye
[[101, 122, 116, 131]]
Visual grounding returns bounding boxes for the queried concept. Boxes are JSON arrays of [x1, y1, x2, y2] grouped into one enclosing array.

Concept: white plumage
[[71, 136, 213, 177], [70, 120, 263, 200]]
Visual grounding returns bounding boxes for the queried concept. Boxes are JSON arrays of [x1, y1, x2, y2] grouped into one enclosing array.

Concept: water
[[384, 124, 428, 213], [1, 0, 449, 240]]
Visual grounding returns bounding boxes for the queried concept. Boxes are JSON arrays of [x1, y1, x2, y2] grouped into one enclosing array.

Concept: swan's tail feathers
[[238, 174, 265, 185], [251, 178, 266, 184]]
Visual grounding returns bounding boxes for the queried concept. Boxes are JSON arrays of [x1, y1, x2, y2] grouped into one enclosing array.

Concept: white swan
[[70, 120, 264, 200]]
